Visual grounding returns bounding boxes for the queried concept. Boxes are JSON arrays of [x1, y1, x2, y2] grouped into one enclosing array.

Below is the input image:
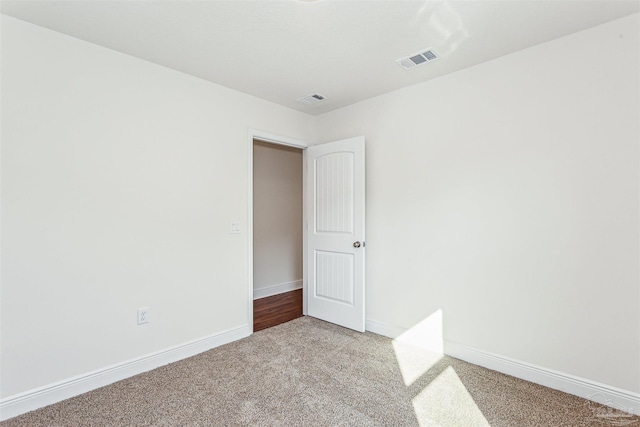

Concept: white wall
[[253, 141, 303, 295], [314, 14, 639, 394], [0, 15, 313, 398]]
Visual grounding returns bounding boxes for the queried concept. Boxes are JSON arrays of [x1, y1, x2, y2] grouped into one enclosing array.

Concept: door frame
[[247, 129, 309, 333]]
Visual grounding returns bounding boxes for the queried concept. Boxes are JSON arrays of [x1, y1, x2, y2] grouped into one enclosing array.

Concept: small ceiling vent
[[396, 49, 438, 70], [297, 94, 326, 105]]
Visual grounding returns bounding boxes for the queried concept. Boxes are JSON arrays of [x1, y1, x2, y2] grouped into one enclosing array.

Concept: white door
[[306, 136, 365, 332]]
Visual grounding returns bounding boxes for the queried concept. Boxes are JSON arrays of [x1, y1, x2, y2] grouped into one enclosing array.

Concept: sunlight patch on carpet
[[412, 366, 490, 427]]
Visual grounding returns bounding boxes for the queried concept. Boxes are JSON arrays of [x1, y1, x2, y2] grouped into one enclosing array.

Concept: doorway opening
[[252, 138, 305, 331], [248, 130, 365, 333]]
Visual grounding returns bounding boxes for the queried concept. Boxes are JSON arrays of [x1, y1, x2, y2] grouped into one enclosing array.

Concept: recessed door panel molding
[[306, 136, 365, 332], [315, 250, 355, 306], [315, 152, 354, 235]]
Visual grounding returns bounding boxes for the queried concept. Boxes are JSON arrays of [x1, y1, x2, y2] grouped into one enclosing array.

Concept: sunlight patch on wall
[[412, 366, 490, 426], [412, 1, 469, 57], [392, 309, 444, 386]]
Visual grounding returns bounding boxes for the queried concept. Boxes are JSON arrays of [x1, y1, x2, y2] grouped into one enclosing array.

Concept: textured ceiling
[[2, 1, 638, 115]]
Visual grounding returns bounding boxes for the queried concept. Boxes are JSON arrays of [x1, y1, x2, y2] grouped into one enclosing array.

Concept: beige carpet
[[2, 317, 638, 426]]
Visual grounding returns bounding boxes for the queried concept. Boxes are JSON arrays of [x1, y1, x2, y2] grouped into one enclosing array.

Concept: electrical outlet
[[137, 307, 149, 325]]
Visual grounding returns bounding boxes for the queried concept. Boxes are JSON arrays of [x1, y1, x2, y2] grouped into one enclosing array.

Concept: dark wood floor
[[253, 289, 303, 332]]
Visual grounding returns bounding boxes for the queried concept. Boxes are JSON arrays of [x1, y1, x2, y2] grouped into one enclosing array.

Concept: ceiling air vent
[[297, 94, 326, 105], [396, 49, 438, 70]]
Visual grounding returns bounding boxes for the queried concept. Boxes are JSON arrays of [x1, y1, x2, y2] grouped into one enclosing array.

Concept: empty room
[[1, 1, 639, 425]]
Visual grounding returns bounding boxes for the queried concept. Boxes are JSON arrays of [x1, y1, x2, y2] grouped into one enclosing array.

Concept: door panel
[[315, 152, 354, 234], [306, 136, 365, 332], [315, 250, 354, 305]]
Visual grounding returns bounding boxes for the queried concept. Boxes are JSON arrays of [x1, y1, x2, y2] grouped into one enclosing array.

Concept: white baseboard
[[253, 280, 302, 300], [365, 319, 639, 416], [365, 319, 405, 338], [0, 325, 251, 421], [444, 341, 640, 416]]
